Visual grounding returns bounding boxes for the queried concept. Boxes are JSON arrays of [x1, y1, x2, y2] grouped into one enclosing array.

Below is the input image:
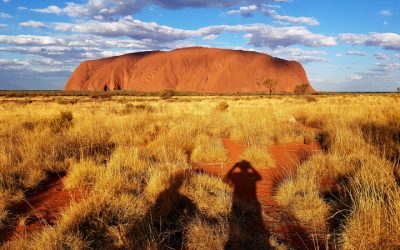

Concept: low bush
[[215, 101, 229, 112], [49, 111, 73, 133], [160, 89, 175, 100]]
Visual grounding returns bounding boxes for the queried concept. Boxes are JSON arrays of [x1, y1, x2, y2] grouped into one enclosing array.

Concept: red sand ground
[[0, 176, 82, 242], [195, 139, 329, 249]]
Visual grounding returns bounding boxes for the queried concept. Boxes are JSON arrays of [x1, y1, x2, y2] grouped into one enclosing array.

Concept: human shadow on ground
[[139, 170, 198, 248], [223, 160, 271, 250]]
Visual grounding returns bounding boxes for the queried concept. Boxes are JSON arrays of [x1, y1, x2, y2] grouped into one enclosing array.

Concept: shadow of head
[[168, 170, 187, 192], [234, 160, 253, 173]]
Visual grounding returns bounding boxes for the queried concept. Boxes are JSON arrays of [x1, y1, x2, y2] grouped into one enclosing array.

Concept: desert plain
[[0, 92, 399, 249]]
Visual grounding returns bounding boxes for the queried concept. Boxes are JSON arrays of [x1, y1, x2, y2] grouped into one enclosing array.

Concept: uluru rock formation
[[64, 47, 314, 93]]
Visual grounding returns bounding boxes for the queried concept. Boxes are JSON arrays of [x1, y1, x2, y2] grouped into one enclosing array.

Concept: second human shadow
[[224, 160, 270, 250]]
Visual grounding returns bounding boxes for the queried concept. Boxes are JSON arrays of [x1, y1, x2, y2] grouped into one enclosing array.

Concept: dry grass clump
[[215, 101, 229, 112], [63, 160, 102, 192], [230, 109, 273, 146], [185, 217, 229, 250], [275, 173, 330, 229], [0, 107, 116, 222], [0, 197, 9, 230], [181, 174, 232, 219], [119, 103, 156, 115], [191, 134, 227, 163], [360, 120, 400, 164], [242, 145, 275, 167], [294, 110, 326, 130], [340, 156, 400, 249], [48, 111, 73, 133], [275, 97, 400, 248]]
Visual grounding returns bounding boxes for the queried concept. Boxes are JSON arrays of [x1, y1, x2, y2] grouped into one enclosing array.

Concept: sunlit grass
[[0, 93, 399, 249]]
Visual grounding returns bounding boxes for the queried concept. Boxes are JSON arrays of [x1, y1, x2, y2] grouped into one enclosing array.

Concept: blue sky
[[0, 0, 399, 91]]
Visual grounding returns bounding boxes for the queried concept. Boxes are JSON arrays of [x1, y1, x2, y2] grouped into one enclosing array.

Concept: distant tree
[[294, 84, 310, 95], [262, 79, 278, 95]]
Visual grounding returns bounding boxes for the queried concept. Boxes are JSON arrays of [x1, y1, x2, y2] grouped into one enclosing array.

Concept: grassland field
[[0, 92, 399, 249]]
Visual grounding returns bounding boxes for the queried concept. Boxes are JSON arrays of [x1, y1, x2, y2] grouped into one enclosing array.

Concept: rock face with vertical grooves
[[64, 47, 314, 93]]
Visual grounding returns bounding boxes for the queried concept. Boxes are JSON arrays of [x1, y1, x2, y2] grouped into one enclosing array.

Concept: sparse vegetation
[[294, 84, 310, 95], [159, 89, 176, 99], [242, 146, 275, 167], [49, 111, 73, 133], [0, 93, 399, 249], [262, 78, 278, 95], [215, 101, 229, 112]]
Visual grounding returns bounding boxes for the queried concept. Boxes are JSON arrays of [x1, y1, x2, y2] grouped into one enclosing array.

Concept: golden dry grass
[[0, 93, 399, 249], [242, 145, 275, 168]]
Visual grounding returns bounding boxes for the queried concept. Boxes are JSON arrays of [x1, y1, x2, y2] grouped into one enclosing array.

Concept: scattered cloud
[[227, 5, 258, 18], [202, 34, 218, 40], [373, 52, 389, 61], [272, 47, 328, 63], [53, 17, 336, 48], [345, 61, 400, 89], [42, 0, 267, 20], [378, 9, 392, 16], [264, 8, 319, 26], [0, 12, 12, 18], [0, 46, 134, 62], [345, 50, 368, 56], [339, 32, 400, 51], [373, 62, 400, 72], [1, 0, 399, 91], [349, 74, 363, 81], [31, 5, 63, 15], [242, 25, 336, 48], [0, 34, 162, 49], [19, 21, 48, 29], [2, 0, 10, 3], [54, 17, 194, 43], [227, 4, 319, 26]]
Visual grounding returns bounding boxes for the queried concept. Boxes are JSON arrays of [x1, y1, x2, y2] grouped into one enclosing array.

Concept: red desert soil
[[195, 139, 328, 249], [64, 47, 313, 93], [0, 176, 82, 242]]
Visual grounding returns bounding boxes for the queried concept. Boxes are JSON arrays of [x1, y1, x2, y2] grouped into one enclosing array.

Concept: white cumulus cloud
[[339, 32, 400, 51], [378, 9, 392, 16], [31, 5, 63, 15], [264, 9, 319, 26], [0, 12, 12, 18], [345, 50, 368, 56], [227, 5, 258, 17], [19, 21, 48, 29], [53, 17, 336, 49]]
